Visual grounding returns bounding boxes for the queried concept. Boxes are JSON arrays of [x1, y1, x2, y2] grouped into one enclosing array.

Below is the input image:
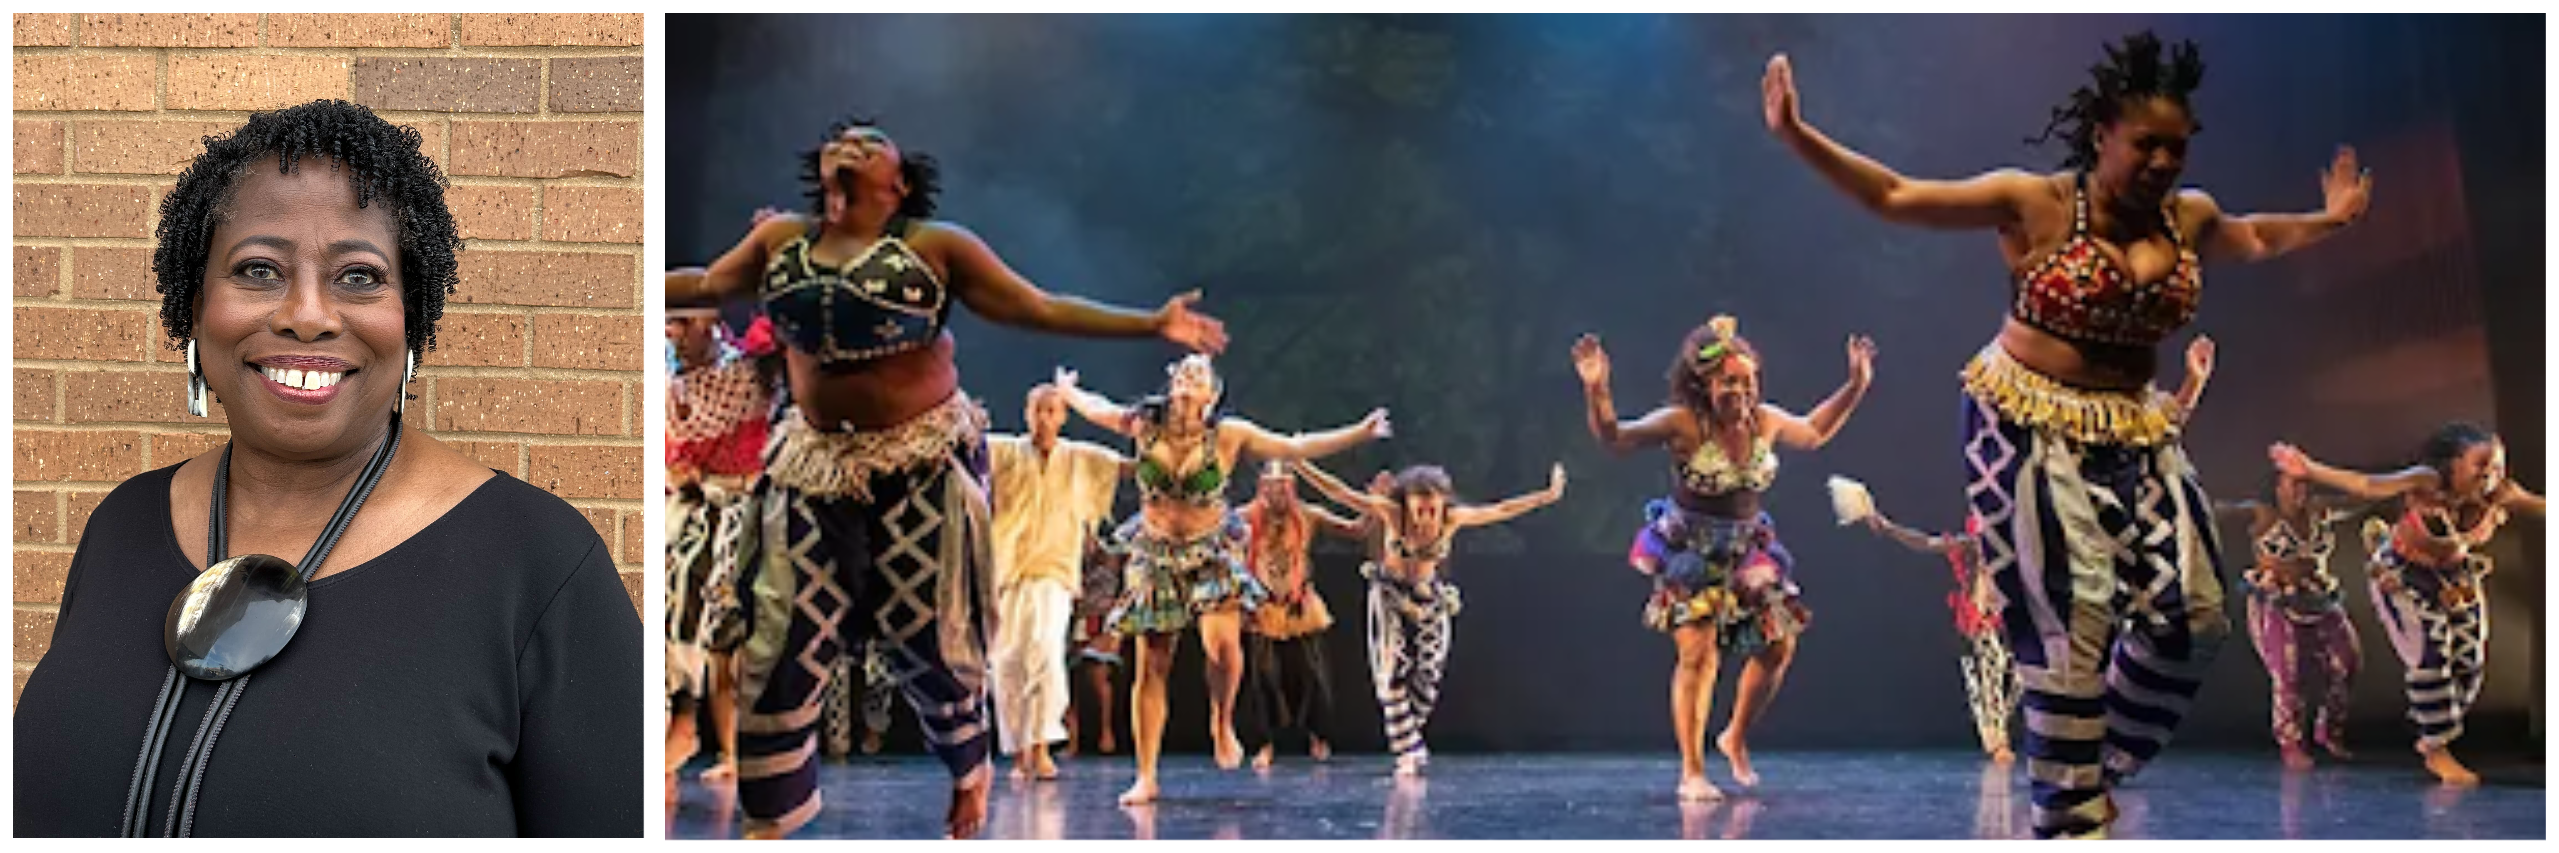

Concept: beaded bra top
[[760, 216, 949, 368], [2011, 172, 2202, 348]]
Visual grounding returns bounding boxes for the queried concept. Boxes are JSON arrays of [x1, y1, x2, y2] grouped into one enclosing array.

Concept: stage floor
[[669, 750, 2545, 839]]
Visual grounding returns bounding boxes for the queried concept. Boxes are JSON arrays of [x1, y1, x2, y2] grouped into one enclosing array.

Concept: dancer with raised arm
[[1572, 315, 1873, 801], [1764, 30, 2368, 836], [1052, 357, 1388, 805]]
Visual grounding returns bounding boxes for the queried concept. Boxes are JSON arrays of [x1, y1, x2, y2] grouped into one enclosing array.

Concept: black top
[[14, 464, 641, 837]]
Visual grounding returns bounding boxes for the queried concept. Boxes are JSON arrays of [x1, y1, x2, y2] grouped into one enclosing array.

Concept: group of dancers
[[663, 31, 2539, 840]]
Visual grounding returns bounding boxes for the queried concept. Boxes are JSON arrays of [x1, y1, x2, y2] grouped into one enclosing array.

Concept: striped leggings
[[1963, 395, 2230, 839], [1367, 566, 1460, 760], [2367, 545, 2489, 752]]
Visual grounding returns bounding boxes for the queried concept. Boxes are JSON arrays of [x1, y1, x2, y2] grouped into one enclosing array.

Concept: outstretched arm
[[2195, 148, 2370, 263], [936, 222, 1228, 353], [1765, 335, 1876, 450], [1291, 458, 1392, 519], [1050, 367, 1140, 439], [2270, 443, 2437, 502], [1861, 514, 1960, 556], [1305, 503, 1368, 540], [1451, 464, 1568, 528], [2210, 498, 2267, 524], [2496, 482, 2546, 519], [1572, 333, 1685, 454], [2172, 335, 2215, 423], [670, 213, 801, 308], [1230, 411, 1391, 464], [1763, 55, 2038, 230]]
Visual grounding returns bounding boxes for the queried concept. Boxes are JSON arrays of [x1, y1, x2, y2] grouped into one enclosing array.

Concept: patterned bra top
[[1134, 432, 1226, 507], [760, 215, 950, 369], [2011, 172, 2202, 348], [1679, 433, 1778, 496], [1386, 520, 1455, 564], [2253, 515, 2336, 564]]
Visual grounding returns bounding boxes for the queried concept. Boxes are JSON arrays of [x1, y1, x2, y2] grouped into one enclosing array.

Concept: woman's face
[[1705, 355, 1760, 421], [820, 126, 904, 204], [665, 316, 718, 366], [1403, 492, 1448, 536], [195, 160, 409, 459], [2094, 96, 2194, 210], [1256, 471, 1296, 509], [1167, 360, 1218, 426], [2447, 440, 2507, 499], [2275, 474, 2309, 512]]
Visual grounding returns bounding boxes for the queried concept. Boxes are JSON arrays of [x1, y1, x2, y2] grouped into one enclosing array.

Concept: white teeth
[[262, 366, 344, 391]]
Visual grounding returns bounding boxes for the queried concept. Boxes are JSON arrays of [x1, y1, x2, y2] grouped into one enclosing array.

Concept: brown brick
[[453, 251, 635, 309], [543, 186, 642, 244], [13, 184, 152, 238], [12, 55, 157, 111], [63, 491, 110, 542], [14, 13, 76, 46], [433, 312, 527, 367], [15, 551, 72, 603], [620, 508, 643, 565], [63, 371, 228, 424], [15, 492, 59, 544], [527, 444, 641, 498], [549, 57, 642, 113], [68, 247, 156, 301], [354, 58, 540, 114], [15, 120, 63, 175], [15, 608, 60, 663], [446, 184, 536, 240], [435, 379, 623, 435], [14, 430, 144, 483], [166, 56, 351, 112], [267, 14, 451, 48], [12, 307, 151, 363], [15, 369, 56, 423], [80, 13, 258, 47], [149, 431, 225, 468], [70, 120, 232, 176], [448, 439, 522, 476], [448, 121, 637, 179], [577, 505, 614, 551], [460, 13, 641, 46], [15, 247, 60, 297], [407, 120, 448, 171], [617, 569, 642, 613], [531, 313, 641, 371]]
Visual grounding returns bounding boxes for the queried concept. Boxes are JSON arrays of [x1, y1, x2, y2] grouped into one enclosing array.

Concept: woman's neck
[[824, 193, 900, 240], [225, 424, 393, 508]]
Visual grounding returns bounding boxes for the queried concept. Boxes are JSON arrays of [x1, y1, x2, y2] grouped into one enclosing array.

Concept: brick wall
[[11, 13, 647, 706]]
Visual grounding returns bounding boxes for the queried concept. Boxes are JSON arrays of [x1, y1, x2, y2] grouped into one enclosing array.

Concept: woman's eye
[[340, 268, 383, 287], [242, 263, 281, 280]]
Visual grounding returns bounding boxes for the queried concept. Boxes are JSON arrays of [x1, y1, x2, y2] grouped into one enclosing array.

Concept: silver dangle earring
[[185, 339, 210, 418], [398, 349, 416, 415]]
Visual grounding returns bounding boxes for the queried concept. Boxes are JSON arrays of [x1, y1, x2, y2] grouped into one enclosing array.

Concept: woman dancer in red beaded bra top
[[1764, 31, 2369, 838]]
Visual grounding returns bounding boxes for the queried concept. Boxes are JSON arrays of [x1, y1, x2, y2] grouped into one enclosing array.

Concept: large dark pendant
[[162, 554, 308, 681]]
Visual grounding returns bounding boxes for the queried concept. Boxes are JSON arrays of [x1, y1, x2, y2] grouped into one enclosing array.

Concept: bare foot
[[946, 767, 991, 839], [1252, 745, 1275, 771], [1098, 732, 1119, 755], [1310, 737, 1332, 762], [1393, 752, 1424, 778], [1715, 728, 1759, 788], [1213, 728, 1244, 770], [1032, 747, 1060, 781], [1009, 760, 1033, 782], [1118, 776, 1161, 806], [2316, 735, 2354, 761], [1989, 746, 2015, 765], [1059, 740, 1081, 760], [2280, 745, 2314, 771], [1678, 774, 1725, 802], [698, 762, 737, 786], [861, 730, 884, 755], [2421, 746, 2480, 787]]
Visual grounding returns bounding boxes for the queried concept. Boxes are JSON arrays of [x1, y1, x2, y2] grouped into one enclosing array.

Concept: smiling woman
[[11, 100, 642, 837]]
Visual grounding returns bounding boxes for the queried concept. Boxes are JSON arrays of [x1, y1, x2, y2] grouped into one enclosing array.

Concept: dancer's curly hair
[[153, 99, 461, 354], [2420, 422, 2500, 488], [2029, 31, 2207, 171], [802, 116, 941, 222], [1668, 315, 1759, 419]]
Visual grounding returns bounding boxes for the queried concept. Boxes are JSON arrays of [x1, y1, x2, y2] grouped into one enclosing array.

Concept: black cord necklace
[[118, 417, 403, 837]]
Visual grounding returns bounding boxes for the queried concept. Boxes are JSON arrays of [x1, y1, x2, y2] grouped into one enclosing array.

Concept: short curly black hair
[[2029, 31, 2207, 171], [152, 99, 462, 355], [801, 116, 941, 223]]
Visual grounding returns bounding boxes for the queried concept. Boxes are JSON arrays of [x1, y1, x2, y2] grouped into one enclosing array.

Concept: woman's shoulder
[[80, 462, 185, 535]]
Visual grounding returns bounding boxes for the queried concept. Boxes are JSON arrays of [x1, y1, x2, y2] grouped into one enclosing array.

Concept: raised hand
[[750, 205, 791, 227], [2321, 146, 2372, 225], [1547, 463, 1568, 498], [1157, 290, 1229, 355], [2269, 442, 2311, 479], [1571, 333, 1612, 388], [1845, 334, 1878, 386], [1053, 365, 1081, 394], [1762, 53, 1801, 135], [1361, 408, 1394, 441], [2185, 334, 2216, 380]]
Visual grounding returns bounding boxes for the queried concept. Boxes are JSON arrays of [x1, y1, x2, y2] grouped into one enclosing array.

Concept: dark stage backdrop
[[671, 15, 2543, 754]]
